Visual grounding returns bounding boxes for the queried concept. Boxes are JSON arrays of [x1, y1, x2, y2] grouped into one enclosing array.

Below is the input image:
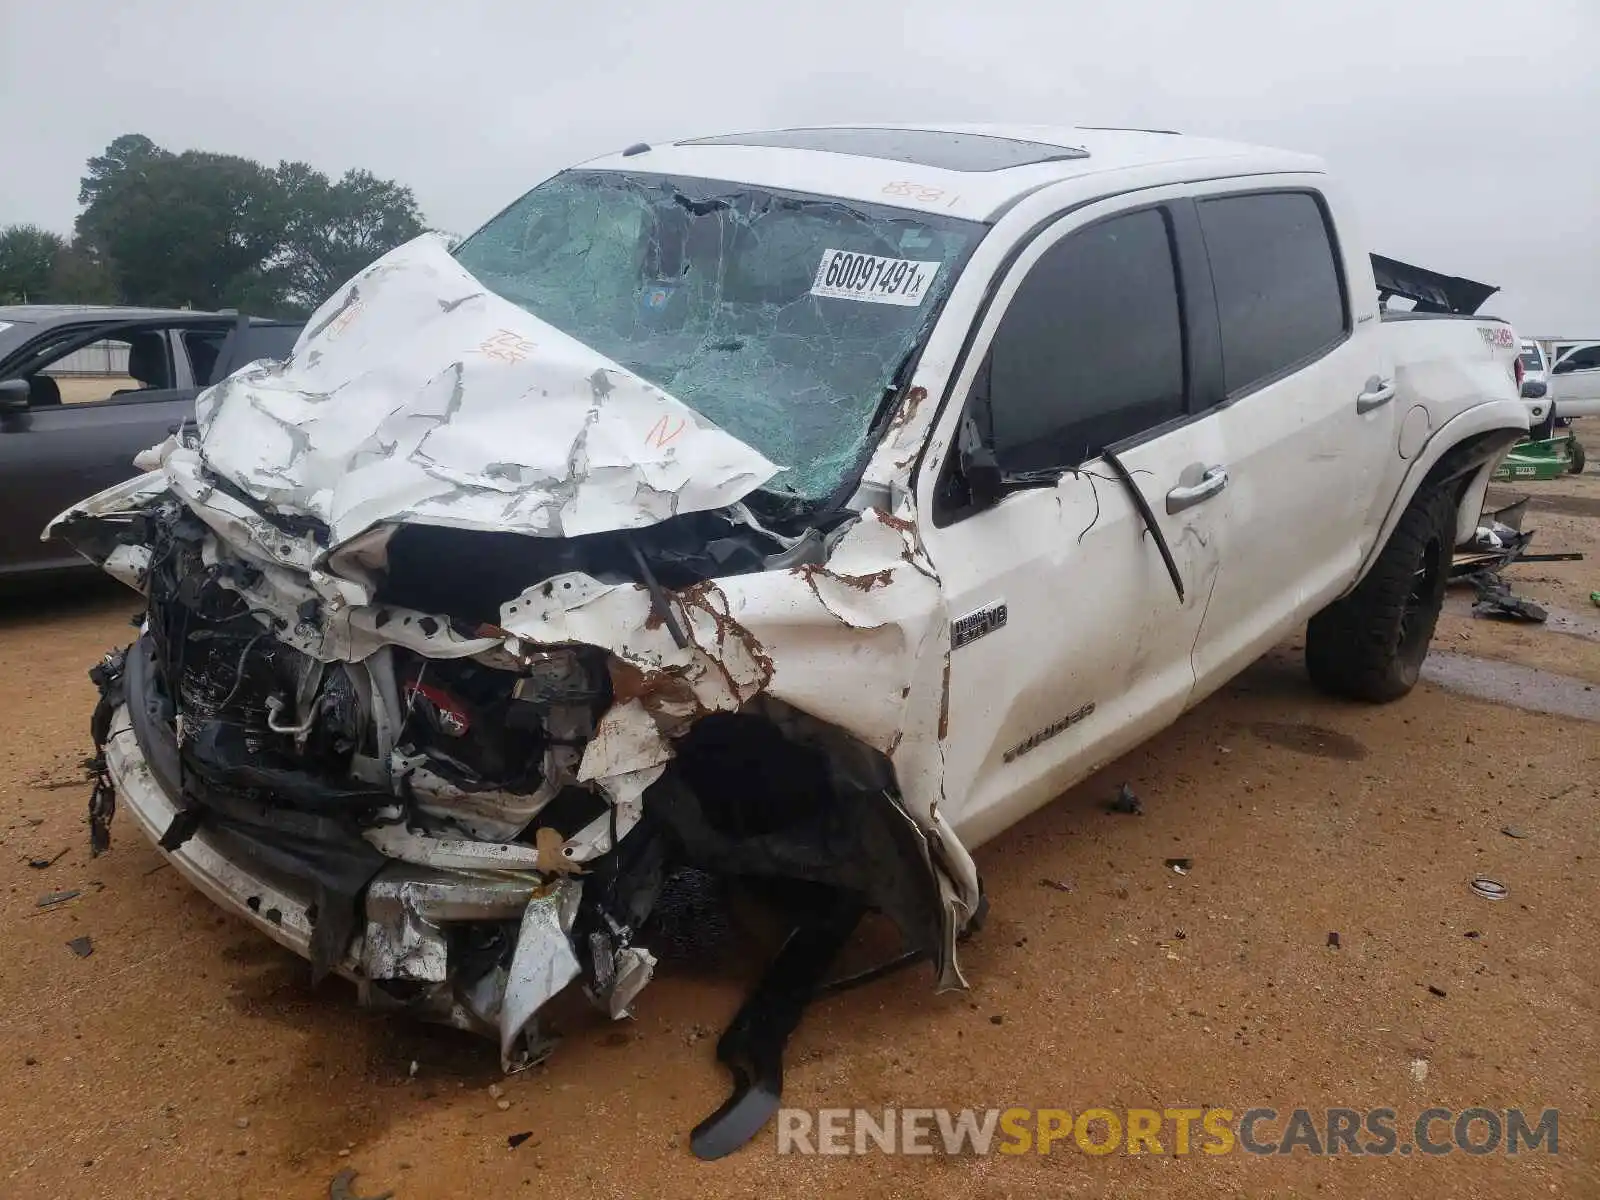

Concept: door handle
[[1166, 465, 1228, 514], [1357, 375, 1397, 412]]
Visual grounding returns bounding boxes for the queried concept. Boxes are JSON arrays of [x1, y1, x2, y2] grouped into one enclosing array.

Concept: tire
[[1569, 438, 1586, 475], [1305, 483, 1455, 702]]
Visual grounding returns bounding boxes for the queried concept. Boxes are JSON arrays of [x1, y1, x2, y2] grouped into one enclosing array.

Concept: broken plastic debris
[[36, 890, 81, 908], [327, 1168, 393, 1200], [1467, 571, 1548, 623], [1164, 858, 1192, 875], [66, 936, 93, 958], [1501, 825, 1530, 839], [1469, 876, 1509, 901], [1107, 784, 1142, 815], [1326, 931, 1341, 949]]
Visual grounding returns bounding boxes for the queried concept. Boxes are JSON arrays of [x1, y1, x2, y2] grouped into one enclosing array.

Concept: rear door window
[[982, 206, 1186, 473], [1554, 345, 1600, 374], [235, 322, 301, 364], [1197, 191, 1348, 397]]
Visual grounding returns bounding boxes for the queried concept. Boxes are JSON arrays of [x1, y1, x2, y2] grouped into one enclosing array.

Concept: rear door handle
[[1357, 375, 1397, 412], [1166, 465, 1228, 514]]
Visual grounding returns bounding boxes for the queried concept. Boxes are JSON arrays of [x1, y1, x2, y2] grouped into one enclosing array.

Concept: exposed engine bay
[[98, 493, 959, 1058]]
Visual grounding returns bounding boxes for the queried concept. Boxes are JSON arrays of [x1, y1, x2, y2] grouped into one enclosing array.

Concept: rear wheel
[[1569, 438, 1586, 474], [1305, 483, 1455, 702]]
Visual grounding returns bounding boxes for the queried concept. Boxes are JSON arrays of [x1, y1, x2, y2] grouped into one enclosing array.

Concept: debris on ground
[[65, 936, 93, 958], [27, 849, 69, 870], [1451, 503, 1534, 577], [507, 1131, 534, 1149], [1470, 876, 1509, 901], [1427, 985, 1448, 998], [328, 1168, 393, 1200], [1107, 784, 1143, 815], [1164, 858, 1192, 875], [1327, 932, 1341, 949], [36, 890, 80, 908], [1466, 571, 1548, 623], [1591, 591, 1600, 608], [1501, 825, 1530, 839], [1410, 1058, 1430, 1084], [1039, 878, 1074, 893]]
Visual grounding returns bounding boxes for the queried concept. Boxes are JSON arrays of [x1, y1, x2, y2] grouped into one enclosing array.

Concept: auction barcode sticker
[[811, 249, 940, 306]]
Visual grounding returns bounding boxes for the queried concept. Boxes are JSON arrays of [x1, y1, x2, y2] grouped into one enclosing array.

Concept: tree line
[[0, 134, 435, 317]]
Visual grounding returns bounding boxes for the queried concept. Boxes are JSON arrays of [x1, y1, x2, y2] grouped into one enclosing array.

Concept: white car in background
[[1550, 339, 1600, 419], [1518, 339, 1554, 431]]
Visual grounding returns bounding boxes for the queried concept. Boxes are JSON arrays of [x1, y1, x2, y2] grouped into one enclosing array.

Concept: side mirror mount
[[1521, 378, 1548, 399], [0, 378, 31, 414], [958, 414, 1005, 513]]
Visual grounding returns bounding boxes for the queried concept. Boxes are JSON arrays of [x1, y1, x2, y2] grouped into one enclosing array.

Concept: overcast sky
[[2, 0, 1595, 332]]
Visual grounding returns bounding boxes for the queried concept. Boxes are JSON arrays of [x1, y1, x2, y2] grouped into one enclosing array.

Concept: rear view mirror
[[0, 378, 30, 414]]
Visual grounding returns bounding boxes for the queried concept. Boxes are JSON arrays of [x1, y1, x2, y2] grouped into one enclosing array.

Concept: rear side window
[[238, 323, 301, 363], [983, 207, 1185, 473], [1197, 191, 1347, 396], [1554, 345, 1600, 374]]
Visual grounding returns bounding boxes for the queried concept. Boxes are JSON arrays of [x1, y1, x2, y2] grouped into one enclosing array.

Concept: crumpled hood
[[193, 234, 780, 547]]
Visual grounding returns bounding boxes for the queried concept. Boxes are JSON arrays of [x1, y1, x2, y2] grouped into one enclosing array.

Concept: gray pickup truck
[[0, 306, 302, 582]]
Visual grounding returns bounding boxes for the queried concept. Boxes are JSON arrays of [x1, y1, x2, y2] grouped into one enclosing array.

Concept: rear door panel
[[1182, 179, 1397, 695]]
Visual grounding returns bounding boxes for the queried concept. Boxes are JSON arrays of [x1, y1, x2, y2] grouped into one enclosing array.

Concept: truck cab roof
[[0, 305, 279, 328], [575, 123, 1327, 221]]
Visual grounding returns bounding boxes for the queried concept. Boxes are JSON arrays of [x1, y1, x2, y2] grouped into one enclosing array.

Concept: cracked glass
[[453, 171, 983, 501]]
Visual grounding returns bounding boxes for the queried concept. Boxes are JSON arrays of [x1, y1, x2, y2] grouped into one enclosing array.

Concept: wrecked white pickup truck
[[48, 125, 1531, 1158]]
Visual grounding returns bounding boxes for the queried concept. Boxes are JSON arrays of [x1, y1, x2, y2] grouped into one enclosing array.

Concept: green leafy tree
[[47, 240, 119, 304], [0, 224, 67, 303], [72, 134, 428, 316], [0, 225, 117, 304], [273, 163, 426, 312], [77, 142, 284, 310]]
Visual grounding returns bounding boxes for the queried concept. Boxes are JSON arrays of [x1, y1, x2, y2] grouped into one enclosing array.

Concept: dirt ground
[[1, 470, 1596, 1200]]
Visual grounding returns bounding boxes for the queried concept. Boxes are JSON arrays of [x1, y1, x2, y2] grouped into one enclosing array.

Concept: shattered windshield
[[452, 171, 983, 500]]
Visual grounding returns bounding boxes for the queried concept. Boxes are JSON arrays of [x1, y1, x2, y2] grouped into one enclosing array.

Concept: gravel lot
[[1, 471, 1596, 1200]]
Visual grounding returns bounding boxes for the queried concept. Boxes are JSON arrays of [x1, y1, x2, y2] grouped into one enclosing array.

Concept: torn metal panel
[[192, 234, 781, 548], [500, 883, 584, 1071], [362, 868, 540, 983]]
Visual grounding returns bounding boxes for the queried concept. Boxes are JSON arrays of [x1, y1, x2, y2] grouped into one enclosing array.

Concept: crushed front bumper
[[106, 702, 351, 972], [104, 642, 593, 1068]]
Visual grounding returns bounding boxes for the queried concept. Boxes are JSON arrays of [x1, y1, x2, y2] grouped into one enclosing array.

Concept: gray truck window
[[1553, 346, 1600, 374], [982, 207, 1185, 473], [1198, 191, 1347, 396]]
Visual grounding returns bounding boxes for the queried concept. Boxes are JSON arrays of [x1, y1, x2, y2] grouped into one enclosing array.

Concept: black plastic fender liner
[[690, 891, 865, 1160]]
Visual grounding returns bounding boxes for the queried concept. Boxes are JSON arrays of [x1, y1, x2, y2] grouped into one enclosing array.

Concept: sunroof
[[675, 127, 1089, 173]]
